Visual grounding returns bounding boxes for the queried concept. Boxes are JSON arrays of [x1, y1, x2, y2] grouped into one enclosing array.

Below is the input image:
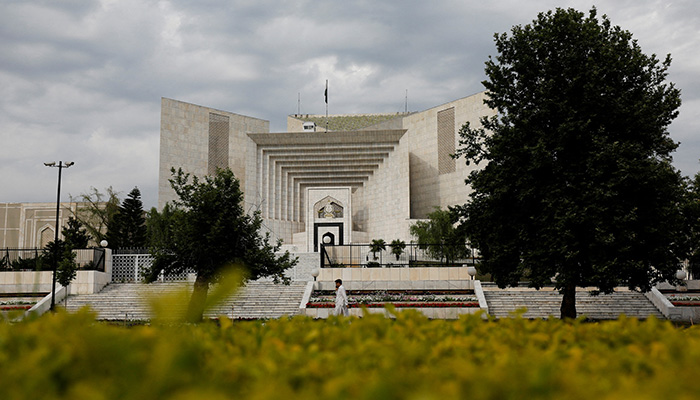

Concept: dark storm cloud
[[0, 0, 698, 209]]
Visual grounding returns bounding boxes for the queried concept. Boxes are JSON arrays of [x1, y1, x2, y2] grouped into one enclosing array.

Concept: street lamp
[[676, 269, 688, 292], [45, 161, 74, 310], [465, 265, 477, 281]]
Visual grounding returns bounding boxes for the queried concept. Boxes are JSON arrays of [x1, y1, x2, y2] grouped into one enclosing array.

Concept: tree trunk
[[560, 283, 577, 319], [186, 274, 209, 323]]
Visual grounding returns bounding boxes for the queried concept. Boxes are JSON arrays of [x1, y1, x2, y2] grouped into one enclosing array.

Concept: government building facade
[[158, 92, 493, 253]]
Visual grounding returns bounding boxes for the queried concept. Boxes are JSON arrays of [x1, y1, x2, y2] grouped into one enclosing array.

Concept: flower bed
[[309, 290, 477, 305], [0, 305, 32, 311], [307, 290, 480, 314], [663, 294, 700, 307], [670, 301, 700, 307], [307, 302, 480, 308]]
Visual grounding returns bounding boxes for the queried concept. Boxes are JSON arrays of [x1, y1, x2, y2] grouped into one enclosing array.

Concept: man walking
[[335, 279, 348, 316]]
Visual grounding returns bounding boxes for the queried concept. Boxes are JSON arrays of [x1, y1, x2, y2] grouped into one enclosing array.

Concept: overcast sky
[[1, 0, 698, 209]]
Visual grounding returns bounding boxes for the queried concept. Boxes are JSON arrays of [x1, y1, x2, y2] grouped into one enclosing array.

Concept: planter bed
[[307, 289, 481, 315], [0, 304, 32, 311], [313, 289, 475, 296], [307, 302, 480, 308], [670, 301, 700, 307], [664, 292, 700, 307], [309, 291, 478, 307]]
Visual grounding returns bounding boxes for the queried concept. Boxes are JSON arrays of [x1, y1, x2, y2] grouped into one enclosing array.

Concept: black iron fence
[[320, 243, 477, 268], [0, 248, 106, 272]]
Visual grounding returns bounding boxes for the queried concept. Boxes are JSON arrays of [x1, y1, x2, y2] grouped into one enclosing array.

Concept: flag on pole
[[324, 80, 328, 104]]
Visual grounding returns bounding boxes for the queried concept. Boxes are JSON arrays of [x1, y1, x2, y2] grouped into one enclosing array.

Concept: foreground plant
[[2, 311, 700, 399]]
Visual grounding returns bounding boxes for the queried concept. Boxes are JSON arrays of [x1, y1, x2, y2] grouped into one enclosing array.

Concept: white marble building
[[159, 92, 494, 252]]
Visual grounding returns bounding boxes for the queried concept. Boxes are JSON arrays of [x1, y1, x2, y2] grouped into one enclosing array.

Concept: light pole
[[465, 264, 477, 281], [44, 161, 74, 310], [676, 268, 688, 292]]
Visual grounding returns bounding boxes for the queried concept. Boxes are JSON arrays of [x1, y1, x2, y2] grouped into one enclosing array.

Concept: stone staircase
[[210, 281, 309, 319], [62, 281, 309, 321], [483, 286, 665, 320]]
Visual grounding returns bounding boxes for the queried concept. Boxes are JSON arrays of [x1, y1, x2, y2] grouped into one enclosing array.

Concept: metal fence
[[0, 248, 106, 272], [111, 249, 192, 283], [320, 243, 476, 268]]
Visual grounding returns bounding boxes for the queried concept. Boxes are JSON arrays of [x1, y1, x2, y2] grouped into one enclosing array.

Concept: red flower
[[306, 303, 334, 308], [0, 305, 32, 311], [671, 301, 700, 307]]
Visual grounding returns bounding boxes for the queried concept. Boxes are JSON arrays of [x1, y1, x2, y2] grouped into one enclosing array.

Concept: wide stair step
[[62, 281, 308, 321], [483, 288, 664, 320]]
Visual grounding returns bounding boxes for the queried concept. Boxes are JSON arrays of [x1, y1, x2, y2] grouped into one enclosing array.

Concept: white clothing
[[335, 284, 349, 316]]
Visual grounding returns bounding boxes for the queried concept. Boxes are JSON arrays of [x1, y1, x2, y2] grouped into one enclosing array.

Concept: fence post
[[320, 244, 325, 268], [134, 254, 139, 283]]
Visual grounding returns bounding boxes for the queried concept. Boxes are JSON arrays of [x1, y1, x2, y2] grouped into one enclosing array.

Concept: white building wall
[[158, 98, 269, 210], [360, 143, 411, 242], [402, 92, 493, 218], [158, 93, 492, 249]]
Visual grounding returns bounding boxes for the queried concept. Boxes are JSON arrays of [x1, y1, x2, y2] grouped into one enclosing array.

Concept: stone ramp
[[63, 281, 308, 321], [483, 287, 665, 320]]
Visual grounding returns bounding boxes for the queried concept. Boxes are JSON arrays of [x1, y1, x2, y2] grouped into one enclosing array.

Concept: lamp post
[[465, 265, 477, 281], [44, 161, 74, 311], [676, 268, 688, 292]]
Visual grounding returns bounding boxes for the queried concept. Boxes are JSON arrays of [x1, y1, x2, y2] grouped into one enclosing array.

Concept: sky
[[1, 0, 698, 210]]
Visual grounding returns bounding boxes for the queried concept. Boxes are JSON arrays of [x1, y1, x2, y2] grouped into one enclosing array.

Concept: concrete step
[[484, 289, 664, 320], [63, 281, 309, 321]]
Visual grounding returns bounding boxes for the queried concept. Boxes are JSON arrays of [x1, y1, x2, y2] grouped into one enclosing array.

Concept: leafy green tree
[[409, 207, 470, 265], [43, 219, 89, 304], [685, 172, 700, 279], [146, 204, 176, 249], [71, 187, 120, 244], [56, 249, 78, 306], [42, 238, 77, 307], [454, 8, 686, 319], [389, 239, 406, 261], [107, 187, 147, 249], [62, 217, 91, 250], [147, 167, 297, 322], [369, 239, 386, 260], [42, 240, 66, 271]]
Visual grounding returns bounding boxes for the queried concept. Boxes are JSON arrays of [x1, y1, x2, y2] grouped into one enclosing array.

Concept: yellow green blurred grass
[[2, 310, 700, 399], [146, 265, 246, 323]]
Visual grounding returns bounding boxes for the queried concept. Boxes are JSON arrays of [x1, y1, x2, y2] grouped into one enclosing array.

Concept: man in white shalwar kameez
[[335, 279, 348, 316]]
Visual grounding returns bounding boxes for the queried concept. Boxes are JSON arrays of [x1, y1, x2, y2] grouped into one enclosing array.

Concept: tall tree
[[146, 203, 176, 249], [71, 187, 120, 244], [409, 207, 470, 265], [147, 167, 297, 322], [685, 172, 700, 279], [107, 187, 147, 249], [61, 217, 91, 250], [454, 8, 686, 319]]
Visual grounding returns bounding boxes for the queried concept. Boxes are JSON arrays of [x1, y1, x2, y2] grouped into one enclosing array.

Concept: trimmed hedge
[[1, 310, 700, 399]]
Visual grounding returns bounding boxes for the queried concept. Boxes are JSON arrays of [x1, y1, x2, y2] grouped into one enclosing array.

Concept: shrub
[[2, 311, 700, 399]]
